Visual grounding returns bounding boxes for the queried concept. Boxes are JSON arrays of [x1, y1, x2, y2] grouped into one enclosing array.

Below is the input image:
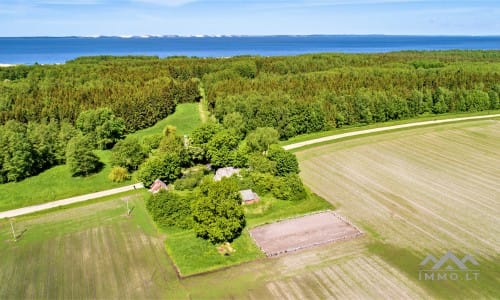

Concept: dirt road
[[0, 183, 144, 219], [1, 113, 498, 219], [283, 113, 500, 150]]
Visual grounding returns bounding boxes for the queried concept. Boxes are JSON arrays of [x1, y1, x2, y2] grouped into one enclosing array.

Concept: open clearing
[[250, 211, 362, 256]]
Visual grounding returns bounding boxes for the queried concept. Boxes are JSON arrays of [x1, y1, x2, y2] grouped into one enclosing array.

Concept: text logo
[[419, 251, 479, 281]]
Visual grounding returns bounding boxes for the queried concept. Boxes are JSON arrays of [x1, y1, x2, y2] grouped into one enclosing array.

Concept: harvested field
[[295, 119, 500, 299], [297, 120, 500, 255], [250, 211, 362, 256]]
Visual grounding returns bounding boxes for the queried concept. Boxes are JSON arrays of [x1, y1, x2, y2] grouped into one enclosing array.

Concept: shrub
[[272, 174, 306, 201], [146, 191, 193, 229], [135, 153, 182, 186], [268, 144, 299, 176], [246, 172, 276, 195], [142, 134, 162, 153], [174, 168, 205, 191], [108, 166, 130, 182]]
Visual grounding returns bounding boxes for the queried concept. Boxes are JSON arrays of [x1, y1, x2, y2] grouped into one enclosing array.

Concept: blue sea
[[0, 35, 499, 65]]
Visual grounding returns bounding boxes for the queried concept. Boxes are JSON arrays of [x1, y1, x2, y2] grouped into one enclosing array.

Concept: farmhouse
[[149, 179, 168, 193], [239, 189, 260, 205], [213, 167, 240, 181]]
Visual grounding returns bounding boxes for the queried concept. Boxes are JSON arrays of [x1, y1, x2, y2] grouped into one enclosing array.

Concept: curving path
[[0, 183, 144, 219], [283, 114, 500, 151]]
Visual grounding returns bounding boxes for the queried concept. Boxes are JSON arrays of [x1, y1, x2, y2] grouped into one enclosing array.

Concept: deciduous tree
[[191, 178, 245, 243], [66, 135, 102, 177]]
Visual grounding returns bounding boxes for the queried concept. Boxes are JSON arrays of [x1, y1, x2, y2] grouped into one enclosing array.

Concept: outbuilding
[[239, 189, 260, 205], [149, 179, 168, 193]]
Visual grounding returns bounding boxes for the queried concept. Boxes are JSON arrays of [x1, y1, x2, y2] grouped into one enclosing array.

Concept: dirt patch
[[250, 211, 363, 257]]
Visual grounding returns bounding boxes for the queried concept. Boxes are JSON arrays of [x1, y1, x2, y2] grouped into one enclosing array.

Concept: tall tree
[[0, 121, 34, 182], [245, 127, 279, 153], [206, 130, 240, 168], [110, 137, 147, 171], [191, 178, 245, 244], [66, 135, 102, 177], [75, 108, 125, 150]]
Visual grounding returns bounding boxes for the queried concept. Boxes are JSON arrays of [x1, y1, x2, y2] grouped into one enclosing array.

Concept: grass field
[[295, 119, 500, 299], [0, 103, 202, 213], [128, 102, 201, 140], [0, 151, 133, 212], [0, 192, 188, 299]]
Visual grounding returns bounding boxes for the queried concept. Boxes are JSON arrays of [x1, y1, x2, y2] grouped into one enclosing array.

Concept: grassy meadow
[[0, 103, 201, 213], [127, 102, 201, 140], [0, 151, 132, 212]]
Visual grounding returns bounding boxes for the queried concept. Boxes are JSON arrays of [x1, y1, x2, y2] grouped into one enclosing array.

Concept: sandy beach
[[0, 63, 16, 67]]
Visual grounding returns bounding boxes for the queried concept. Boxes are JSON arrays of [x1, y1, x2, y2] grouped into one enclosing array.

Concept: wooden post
[[9, 219, 16, 242], [126, 198, 130, 216]]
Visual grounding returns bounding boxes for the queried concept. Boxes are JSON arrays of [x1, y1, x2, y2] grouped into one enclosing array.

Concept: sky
[[0, 0, 498, 36]]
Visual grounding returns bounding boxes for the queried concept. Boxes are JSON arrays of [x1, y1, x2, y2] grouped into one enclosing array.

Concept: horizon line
[[1, 34, 500, 39]]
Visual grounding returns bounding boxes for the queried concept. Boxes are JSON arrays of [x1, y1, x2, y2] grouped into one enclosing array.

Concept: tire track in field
[[297, 120, 500, 256], [301, 158, 451, 248], [378, 138, 500, 213], [339, 151, 499, 252], [361, 141, 500, 228], [383, 135, 500, 221]]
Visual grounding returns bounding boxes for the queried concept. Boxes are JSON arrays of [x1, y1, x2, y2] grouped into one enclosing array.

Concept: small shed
[[213, 167, 241, 181], [239, 189, 260, 205], [149, 179, 168, 194]]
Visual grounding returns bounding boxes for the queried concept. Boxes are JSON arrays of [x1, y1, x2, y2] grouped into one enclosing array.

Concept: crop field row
[[264, 254, 428, 299], [0, 195, 183, 299], [295, 119, 500, 298]]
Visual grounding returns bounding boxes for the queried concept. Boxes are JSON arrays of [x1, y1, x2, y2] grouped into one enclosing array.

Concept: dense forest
[[0, 51, 499, 182]]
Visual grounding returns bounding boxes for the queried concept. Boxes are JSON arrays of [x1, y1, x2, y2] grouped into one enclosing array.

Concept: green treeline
[[204, 52, 500, 138], [0, 56, 201, 131], [0, 51, 499, 182]]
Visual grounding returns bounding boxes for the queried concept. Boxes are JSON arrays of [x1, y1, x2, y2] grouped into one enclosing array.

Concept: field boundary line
[[283, 114, 500, 151], [0, 183, 144, 219]]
